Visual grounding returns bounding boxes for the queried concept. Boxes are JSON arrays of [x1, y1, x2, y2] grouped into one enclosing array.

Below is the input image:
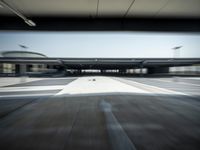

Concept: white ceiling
[[0, 0, 200, 18]]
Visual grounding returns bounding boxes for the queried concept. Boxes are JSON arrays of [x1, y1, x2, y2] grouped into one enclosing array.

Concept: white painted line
[[150, 79, 171, 83], [56, 76, 149, 96], [100, 100, 137, 150], [183, 77, 200, 80], [116, 78, 189, 96], [152, 78, 200, 87], [0, 93, 53, 98], [0, 86, 65, 92], [48, 77, 77, 80], [177, 82, 200, 87]]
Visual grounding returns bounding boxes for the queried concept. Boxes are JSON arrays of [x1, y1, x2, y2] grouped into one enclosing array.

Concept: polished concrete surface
[[0, 76, 200, 150]]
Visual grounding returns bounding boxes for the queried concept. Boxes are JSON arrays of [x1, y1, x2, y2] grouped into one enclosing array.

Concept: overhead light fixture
[[24, 19, 36, 27], [0, 0, 36, 27]]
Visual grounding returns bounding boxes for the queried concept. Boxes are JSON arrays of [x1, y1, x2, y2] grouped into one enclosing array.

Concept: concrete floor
[[0, 77, 44, 87], [0, 76, 200, 150]]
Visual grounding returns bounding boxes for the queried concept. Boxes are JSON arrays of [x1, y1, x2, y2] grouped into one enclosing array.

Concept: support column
[[101, 69, 106, 74], [19, 64, 27, 76], [15, 64, 20, 75], [119, 69, 126, 74], [140, 63, 143, 76], [0, 63, 3, 74], [77, 69, 82, 74]]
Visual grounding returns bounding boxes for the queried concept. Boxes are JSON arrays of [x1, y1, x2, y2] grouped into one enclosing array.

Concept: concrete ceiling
[[0, 0, 200, 18]]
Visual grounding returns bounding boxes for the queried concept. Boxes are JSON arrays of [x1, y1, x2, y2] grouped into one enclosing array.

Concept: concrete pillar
[[101, 69, 106, 74], [139, 62, 144, 76], [119, 69, 126, 74], [19, 64, 27, 75], [0, 63, 3, 74], [148, 67, 169, 74], [140, 67, 143, 76], [15, 64, 20, 75], [77, 69, 82, 74]]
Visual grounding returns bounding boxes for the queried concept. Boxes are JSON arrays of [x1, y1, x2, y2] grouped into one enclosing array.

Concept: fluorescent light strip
[[25, 19, 36, 26], [0, 0, 36, 26]]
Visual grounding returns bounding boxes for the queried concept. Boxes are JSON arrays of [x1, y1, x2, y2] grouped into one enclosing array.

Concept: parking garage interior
[[0, 1, 200, 150]]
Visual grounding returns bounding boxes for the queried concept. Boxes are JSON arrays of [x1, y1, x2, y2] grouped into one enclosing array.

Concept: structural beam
[[0, 17, 200, 32]]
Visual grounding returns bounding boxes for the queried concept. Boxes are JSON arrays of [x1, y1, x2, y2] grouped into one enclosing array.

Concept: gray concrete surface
[[0, 77, 45, 87], [0, 77, 200, 150], [123, 77, 200, 97], [7, 78, 77, 87]]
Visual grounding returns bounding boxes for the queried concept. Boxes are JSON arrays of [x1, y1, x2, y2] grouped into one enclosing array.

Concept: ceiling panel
[[98, 0, 133, 17], [0, 0, 200, 18], [0, 0, 98, 17], [127, 0, 168, 17], [0, 9, 13, 15], [158, 0, 200, 18], [0, 1, 14, 15]]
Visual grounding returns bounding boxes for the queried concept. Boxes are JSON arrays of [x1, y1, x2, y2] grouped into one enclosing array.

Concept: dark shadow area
[[1, 17, 200, 32]]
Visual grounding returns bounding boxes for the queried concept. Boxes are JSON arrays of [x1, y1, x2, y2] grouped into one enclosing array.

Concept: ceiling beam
[[0, 17, 200, 32]]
